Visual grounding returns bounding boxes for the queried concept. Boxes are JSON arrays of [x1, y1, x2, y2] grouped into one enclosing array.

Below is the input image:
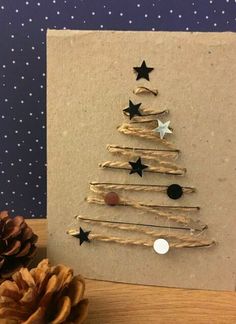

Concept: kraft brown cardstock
[[47, 30, 236, 291]]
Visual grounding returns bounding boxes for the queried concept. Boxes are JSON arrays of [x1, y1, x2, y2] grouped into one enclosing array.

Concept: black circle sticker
[[167, 184, 183, 199]]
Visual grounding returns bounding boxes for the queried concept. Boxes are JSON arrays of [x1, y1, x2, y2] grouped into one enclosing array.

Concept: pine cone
[[0, 259, 89, 324], [0, 211, 38, 282]]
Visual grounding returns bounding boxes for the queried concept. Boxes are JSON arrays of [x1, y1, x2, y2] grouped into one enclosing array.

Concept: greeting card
[[47, 30, 236, 291]]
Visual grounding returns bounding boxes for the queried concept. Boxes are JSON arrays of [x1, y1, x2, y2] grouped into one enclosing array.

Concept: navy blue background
[[0, 0, 236, 218]]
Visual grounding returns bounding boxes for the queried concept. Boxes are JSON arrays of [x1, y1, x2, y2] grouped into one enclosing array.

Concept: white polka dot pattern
[[0, 0, 235, 218]]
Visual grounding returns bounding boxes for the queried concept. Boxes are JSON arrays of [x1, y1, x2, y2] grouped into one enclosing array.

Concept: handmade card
[[47, 30, 236, 291]]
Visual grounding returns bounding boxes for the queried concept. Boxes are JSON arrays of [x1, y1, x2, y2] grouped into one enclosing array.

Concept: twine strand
[[99, 160, 186, 176], [90, 182, 196, 194], [128, 108, 168, 123], [123, 107, 167, 118], [89, 189, 199, 212], [118, 123, 174, 147], [90, 233, 153, 247], [86, 234, 215, 249], [86, 196, 205, 231], [79, 217, 213, 246], [106, 144, 179, 161], [133, 86, 158, 96]]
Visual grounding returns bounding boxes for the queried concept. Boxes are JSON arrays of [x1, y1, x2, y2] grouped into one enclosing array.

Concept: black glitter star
[[133, 60, 154, 81], [74, 227, 91, 245], [167, 184, 183, 200], [123, 100, 142, 120], [129, 157, 148, 177]]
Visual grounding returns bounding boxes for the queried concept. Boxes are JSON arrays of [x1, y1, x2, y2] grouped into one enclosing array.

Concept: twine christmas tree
[[68, 60, 215, 254]]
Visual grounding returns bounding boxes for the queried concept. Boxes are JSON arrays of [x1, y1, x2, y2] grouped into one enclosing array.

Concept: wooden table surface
[[29, 219, 236, 324]]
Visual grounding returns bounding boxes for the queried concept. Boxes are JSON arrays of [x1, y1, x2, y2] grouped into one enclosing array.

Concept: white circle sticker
[[153, 239, 169, 255]]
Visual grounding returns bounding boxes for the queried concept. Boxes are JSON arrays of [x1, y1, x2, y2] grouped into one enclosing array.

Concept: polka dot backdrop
[[0, 0, 236, 218]]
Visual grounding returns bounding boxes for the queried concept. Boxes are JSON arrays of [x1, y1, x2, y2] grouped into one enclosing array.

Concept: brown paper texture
[[47, 30, 236, 291]]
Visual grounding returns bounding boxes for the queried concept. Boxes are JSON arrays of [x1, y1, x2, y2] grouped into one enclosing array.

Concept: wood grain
[[28, 219, 236, 324]]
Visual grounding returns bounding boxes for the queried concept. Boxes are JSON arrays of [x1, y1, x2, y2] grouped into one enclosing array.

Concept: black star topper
[[133, 60, 154, 81], [74, 227, 91, 245], [129, 157, 148, 177], [123, 100, 142, 120]]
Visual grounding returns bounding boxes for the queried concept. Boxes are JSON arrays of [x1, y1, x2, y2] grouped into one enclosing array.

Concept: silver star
[[153, 120, 172, 139]]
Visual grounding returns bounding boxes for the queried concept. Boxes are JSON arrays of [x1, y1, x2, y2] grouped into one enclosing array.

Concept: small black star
[[133, 60, 154, 81], [74, 227, 91, 245], [123, 100, 142, 120], [129, 157, 148, 177]]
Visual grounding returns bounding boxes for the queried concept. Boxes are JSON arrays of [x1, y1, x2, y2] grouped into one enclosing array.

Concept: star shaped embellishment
[[153, 120, 172, 139], [74, 227, 91, 245], [133, 60, 154, 81], [123, 100, 142, 120], [129, 157, 148, 177]]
